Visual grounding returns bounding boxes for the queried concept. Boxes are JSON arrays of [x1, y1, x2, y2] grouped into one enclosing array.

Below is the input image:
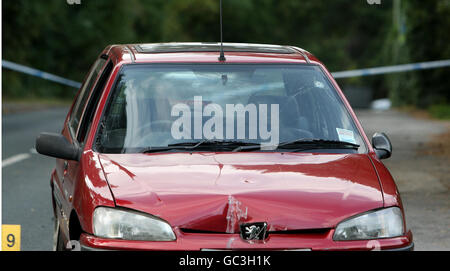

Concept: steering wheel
[[133, 120, 174, 146], [135, 120, 173, 134], [280, 127, 314, 143]]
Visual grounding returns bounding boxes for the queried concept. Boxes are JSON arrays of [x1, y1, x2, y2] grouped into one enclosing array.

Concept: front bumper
[[79, 230, 413, 251], [384, 242, 414, 251]]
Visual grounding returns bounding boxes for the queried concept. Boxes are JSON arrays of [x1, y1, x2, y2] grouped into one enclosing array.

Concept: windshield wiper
[[277, 138, 360, 150], [141, 139, 259, 153], [141, 138, 359, 153], [232, 138, 359, 152]]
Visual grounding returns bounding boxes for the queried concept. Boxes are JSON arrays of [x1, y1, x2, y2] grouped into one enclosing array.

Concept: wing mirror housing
[[372, 132, 392, 159], [36, 132, 81, 161]]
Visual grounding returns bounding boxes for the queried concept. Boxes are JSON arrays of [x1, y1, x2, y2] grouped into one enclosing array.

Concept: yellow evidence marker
[[2, 225, 21, 251]]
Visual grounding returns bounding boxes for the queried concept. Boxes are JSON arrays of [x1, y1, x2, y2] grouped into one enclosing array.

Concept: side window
[[77, 61, 114, 143], [69, 58, 107, 136]]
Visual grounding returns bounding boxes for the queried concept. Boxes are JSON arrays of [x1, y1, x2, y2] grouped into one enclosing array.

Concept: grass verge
[[428, 104, 450, 120]]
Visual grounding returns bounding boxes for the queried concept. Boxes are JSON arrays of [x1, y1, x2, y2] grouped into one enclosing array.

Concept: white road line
[[2, 153, 32, 168]]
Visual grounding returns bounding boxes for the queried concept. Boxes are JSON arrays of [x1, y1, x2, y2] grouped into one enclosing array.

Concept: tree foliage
[[2, 0, 449, 107]]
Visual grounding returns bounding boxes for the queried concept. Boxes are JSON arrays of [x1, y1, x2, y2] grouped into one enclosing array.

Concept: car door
[[54, 56, 110, 240]]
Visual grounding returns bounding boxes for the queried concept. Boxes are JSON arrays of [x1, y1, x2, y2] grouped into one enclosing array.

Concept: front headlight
[[333, 207, 404, 241], [93, 207, 176, 241]]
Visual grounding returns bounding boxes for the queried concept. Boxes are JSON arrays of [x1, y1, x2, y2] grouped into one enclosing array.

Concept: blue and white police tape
[[2, 59, 450, 88], [2, 60, 82, 88], [332, 59, 450, 79]]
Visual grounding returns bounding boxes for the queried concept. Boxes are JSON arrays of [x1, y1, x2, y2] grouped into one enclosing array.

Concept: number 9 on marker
[[2, 225, 21, 251]]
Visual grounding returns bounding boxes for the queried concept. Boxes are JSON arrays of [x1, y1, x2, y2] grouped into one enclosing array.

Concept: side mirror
[[36, 132, 81, 161], [372, 132, 392, 159]]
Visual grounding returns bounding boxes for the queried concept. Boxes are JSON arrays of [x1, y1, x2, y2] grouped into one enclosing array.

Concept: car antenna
[[218, 0, 226, 62]]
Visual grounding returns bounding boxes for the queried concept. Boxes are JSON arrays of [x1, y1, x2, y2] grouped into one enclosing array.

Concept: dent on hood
[[98, 152, 384, 232]]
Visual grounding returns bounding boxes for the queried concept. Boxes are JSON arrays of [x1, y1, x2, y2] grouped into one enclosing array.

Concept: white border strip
[[1, 0, 3, 250]]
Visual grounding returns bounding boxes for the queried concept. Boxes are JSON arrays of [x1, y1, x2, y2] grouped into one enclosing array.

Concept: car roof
[[135, 42, 296, 54], [103, 42, 319, 64]]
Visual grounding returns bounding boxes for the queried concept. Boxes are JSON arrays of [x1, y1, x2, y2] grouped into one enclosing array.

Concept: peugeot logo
[[240, 222, 268, 241]]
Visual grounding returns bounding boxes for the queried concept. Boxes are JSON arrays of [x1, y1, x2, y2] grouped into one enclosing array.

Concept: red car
[[36, 42, 413, 251]]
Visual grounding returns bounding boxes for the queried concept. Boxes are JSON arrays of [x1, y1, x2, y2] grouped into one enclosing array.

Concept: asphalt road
[[356, 110, 449, 251], [2, 107, 449, 250], [2, 107, 68, 250]]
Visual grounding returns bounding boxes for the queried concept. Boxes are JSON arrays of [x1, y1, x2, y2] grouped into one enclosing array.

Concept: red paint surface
[[99, 152, 383, 233], [80, 230, 413, 251]]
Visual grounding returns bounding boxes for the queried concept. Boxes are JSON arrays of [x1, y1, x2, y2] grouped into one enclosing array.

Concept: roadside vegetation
[[2, 0, 449, 116], [428, 104, 450, 120]]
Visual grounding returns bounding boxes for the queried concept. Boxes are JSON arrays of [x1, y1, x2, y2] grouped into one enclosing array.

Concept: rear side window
[[69, 58, 106, 136]]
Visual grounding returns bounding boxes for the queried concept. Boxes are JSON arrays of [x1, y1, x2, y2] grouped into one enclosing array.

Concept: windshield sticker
[[336, 128, 357, 144]]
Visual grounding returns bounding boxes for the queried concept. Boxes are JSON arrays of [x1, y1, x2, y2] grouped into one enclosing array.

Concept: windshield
[[95, 64, 366, 153]]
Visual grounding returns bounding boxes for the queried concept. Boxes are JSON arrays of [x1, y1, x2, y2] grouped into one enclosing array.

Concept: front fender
[[72, 150, 115, 235]]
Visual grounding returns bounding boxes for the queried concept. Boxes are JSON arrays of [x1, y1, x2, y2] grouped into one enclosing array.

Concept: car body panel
[[98, 152, 383, 233], [368, 153, 403, 208]]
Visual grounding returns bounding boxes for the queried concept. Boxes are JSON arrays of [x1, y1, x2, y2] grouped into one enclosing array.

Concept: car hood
[[98, 152, 383, 233]]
